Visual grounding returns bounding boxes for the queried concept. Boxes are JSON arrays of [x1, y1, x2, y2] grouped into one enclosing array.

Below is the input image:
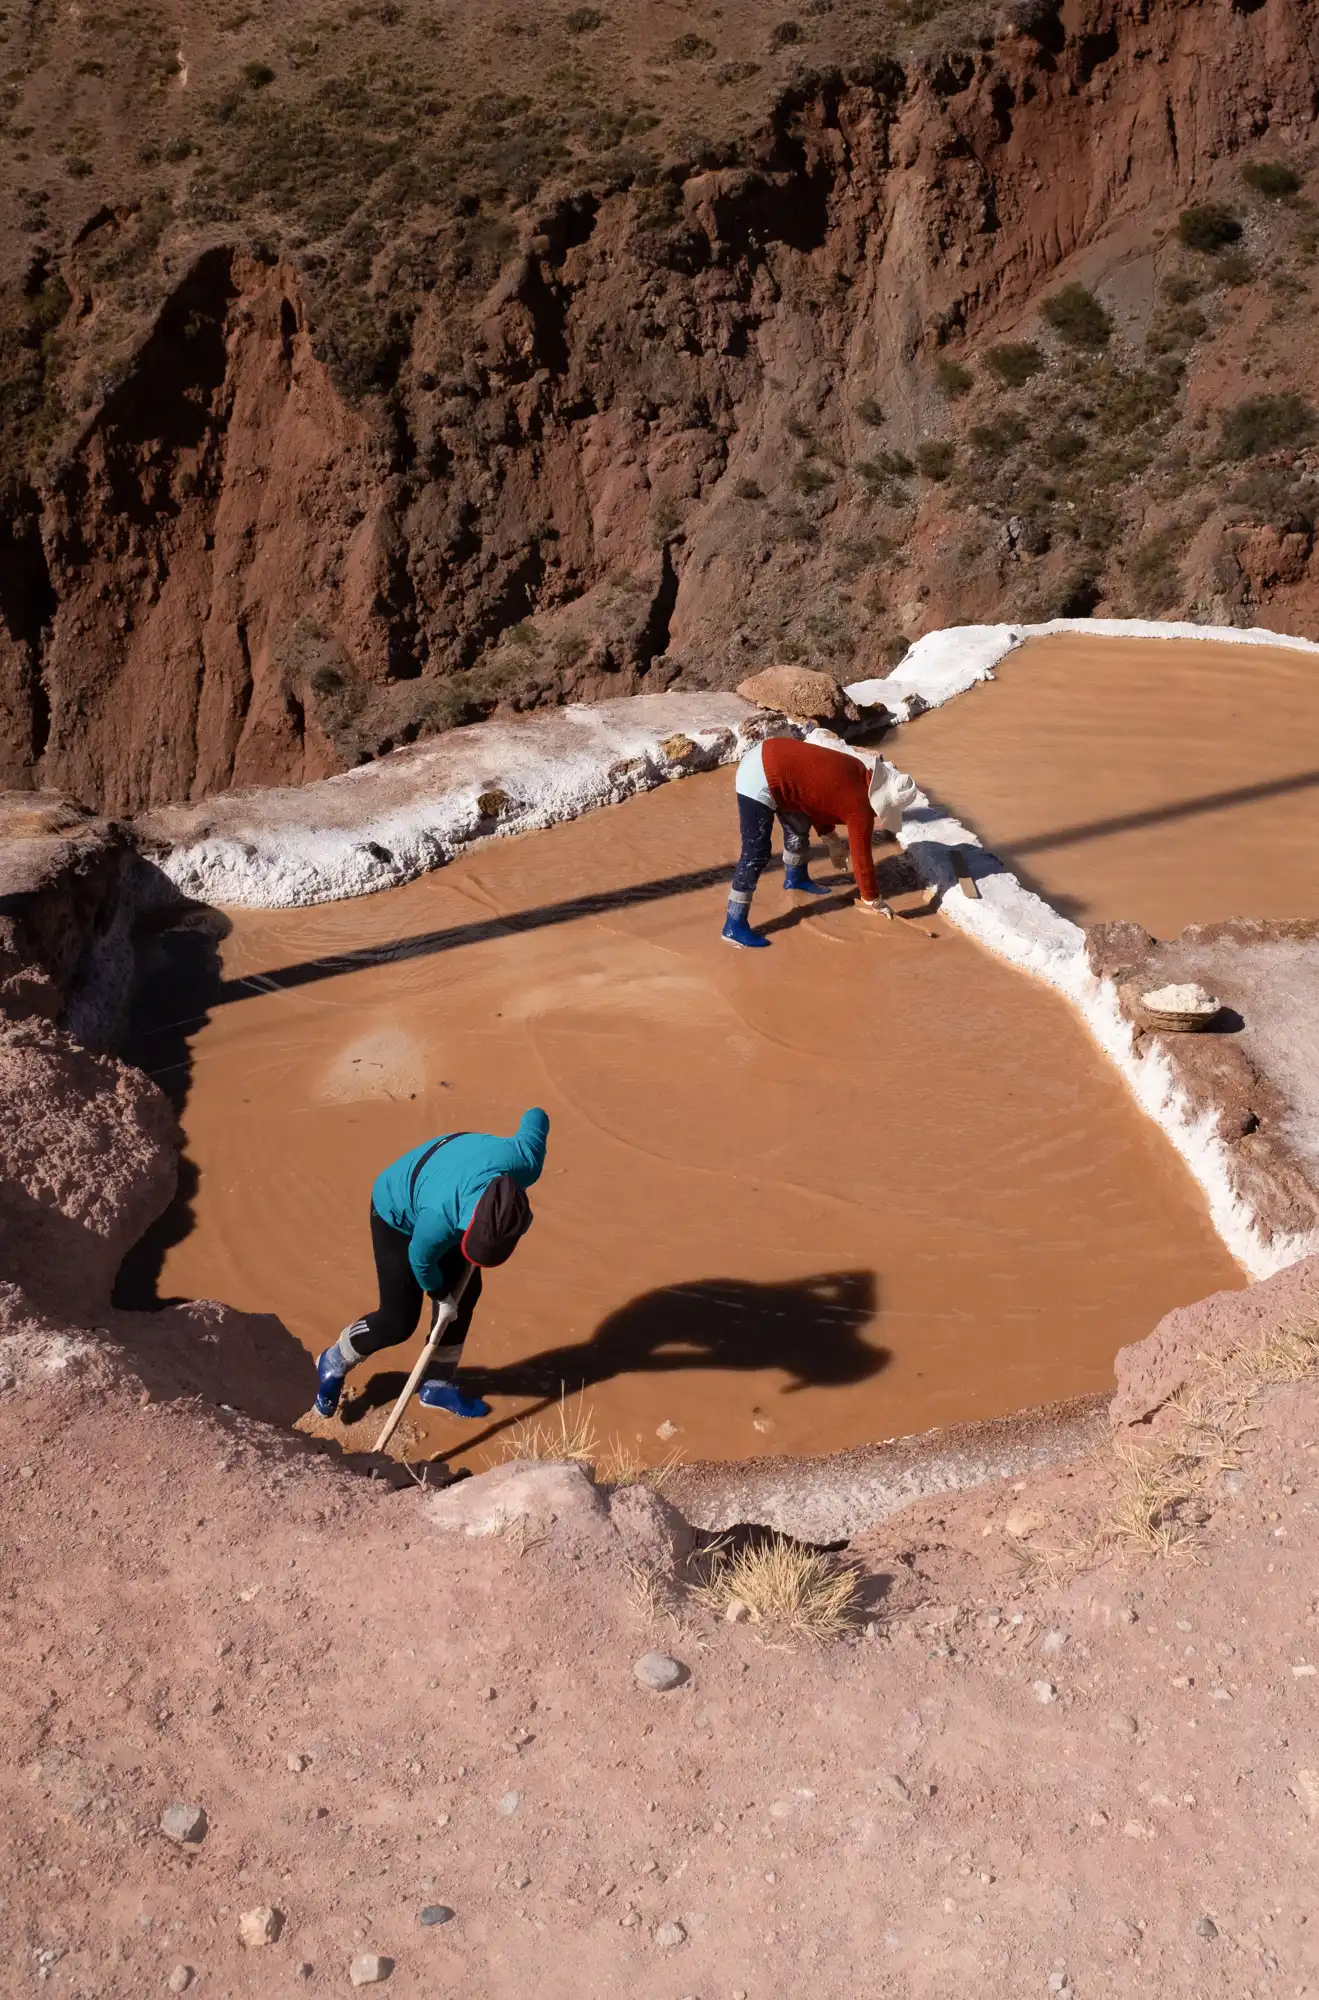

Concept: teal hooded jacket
[[371, 1109, 550, 1293]]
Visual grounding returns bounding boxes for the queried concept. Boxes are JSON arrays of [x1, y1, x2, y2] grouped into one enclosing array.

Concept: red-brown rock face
[[1, 0, 1317, 814]]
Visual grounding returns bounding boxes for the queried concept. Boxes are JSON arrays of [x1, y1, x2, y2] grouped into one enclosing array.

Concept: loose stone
[[419, 1905, 454, 1927], [634, 1653, 686, 1692], [238, 1907, 282, 1948], [349, 1953, 394, 1985], [1197, 1916, 1219, 1940], [654, 1920, 687, 1950], [167, 1967, 193, 1993], [160, 1804, 207, 1845]]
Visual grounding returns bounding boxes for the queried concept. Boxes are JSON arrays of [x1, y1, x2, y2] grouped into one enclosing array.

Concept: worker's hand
[[430, 1294, 461, 1335]]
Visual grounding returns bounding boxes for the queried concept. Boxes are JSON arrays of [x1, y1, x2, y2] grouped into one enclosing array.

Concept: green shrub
[[64, 155, 93, 178], [1160, 273, 1202, 306], [791, 461, 834, 494], [671, 32, 714, 58], [770, 19, 802, 45], [1128, 531, 1182, 614], [734, 477, 765, 500], [984, 341, 1043, 386], [1145, 307, 1206, 357], [934, 356, 973, 398], [1242, 160, 1300, 201], [164, 135, 195, 162], [874, 448, 914, 476], [969, 414, 1027, 460], [1177, 204, 1241, 253], [1212, 251, 1255, 288], [715, 60, 761, 85], [855, 392, 884, 426], [915, 439, 955, 480], [1043, 427, 1088, 467], [565, 6, 604, 28], [1219, 392, 1317, 460], [1040, 284, 1112, 349], [243, 61, 276, 88], [785, 415, 815, 442]]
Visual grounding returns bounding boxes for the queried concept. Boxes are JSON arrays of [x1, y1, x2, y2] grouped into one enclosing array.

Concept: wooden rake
[[372, 1263, 476, 1457]]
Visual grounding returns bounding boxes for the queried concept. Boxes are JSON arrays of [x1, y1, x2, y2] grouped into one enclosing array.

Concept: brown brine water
[[896, 632, 1319, 938], [143, 762, 1239, 1467]]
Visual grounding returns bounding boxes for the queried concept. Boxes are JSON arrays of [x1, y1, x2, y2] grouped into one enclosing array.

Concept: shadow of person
[[113, 898, 230, 1309], [344, 1269, 887, 1453]]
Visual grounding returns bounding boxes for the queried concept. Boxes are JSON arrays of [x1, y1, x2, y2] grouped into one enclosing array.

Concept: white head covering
[[867, 758, 919, 835]]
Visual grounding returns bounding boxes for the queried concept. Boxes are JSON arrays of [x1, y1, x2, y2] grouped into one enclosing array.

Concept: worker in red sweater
[[723, 736, 916, 949]]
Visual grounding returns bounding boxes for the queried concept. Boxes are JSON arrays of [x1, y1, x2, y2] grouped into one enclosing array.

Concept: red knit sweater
[[761, 739, 877, 901]]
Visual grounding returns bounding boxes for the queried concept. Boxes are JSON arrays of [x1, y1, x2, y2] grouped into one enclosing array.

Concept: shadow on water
[[340, 1268, 887, 1457]]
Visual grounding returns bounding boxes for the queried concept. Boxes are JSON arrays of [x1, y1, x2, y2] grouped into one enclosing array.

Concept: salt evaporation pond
[[895, 631, 1319, 938], [129, 763, 1239, 1467]]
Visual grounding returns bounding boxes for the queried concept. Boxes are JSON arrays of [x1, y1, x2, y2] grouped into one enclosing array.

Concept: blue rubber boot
[[721, 912, 770, 950], [783, 865, 830, 896], [315, 1343, 349, 1418], [419, 1379, 492, 1419]]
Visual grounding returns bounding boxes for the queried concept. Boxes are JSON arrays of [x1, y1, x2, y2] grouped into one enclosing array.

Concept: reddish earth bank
[[3, 1, 1319, 809], [4, 1249, 1319, 1998]]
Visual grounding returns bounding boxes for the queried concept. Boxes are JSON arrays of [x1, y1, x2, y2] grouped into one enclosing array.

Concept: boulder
[[736, 666, 859, 730], [607, 1481, 695, 1578], [424, 1459, 610, 1540]]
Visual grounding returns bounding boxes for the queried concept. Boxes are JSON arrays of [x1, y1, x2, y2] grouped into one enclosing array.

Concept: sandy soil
[[4, 1257, 1319, 2000], [894, 633, 1319, 939], [123, 765, 1238, 1469]]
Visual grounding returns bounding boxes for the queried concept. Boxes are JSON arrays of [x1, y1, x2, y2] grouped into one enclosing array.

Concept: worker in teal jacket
[[315, 1109, 550, 1421]]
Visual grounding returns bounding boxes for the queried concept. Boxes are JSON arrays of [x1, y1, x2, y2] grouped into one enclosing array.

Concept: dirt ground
[[5, 1260, 1319, 1999]]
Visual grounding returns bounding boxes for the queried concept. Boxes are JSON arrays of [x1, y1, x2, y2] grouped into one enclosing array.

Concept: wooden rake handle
[[371, 1263, 475, 1457]]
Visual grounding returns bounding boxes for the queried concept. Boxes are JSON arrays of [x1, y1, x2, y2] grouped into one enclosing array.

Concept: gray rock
[[511, 1871, 531, 1890], [349, 1955, 394, 1986], [724, 1597, 750, 1624], [497, 1790, 521, 1817], [426, 1461, 609, 1541], [160, 1804, 208, 1845], [286, 1753, 309, 1773], [238, 1907, 282, 1949], [1197, 1916, 1219, 1940], [167, 1969, 193, 1994], [1032, 1679, 1057, 1704], [634, 1652, 686, 1692], [1107, 1712, 1139, 1737], [1041, 1629, 1067, 1655], [419, 1905, 454, 1927], [654, 1921, 687, 1950], [608, 1483, 695, 1577]]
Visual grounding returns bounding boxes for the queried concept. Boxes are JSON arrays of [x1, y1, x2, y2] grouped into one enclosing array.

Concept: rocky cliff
[[1, 0, 1317, 812]]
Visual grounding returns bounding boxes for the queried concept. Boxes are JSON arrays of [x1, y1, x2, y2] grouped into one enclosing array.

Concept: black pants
[[345, 1206, 483, 1379]]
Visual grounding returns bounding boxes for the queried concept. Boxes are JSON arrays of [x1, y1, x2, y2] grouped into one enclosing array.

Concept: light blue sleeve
[[408, 1210, 459, 1294], [511, 1108, 550, 1186]]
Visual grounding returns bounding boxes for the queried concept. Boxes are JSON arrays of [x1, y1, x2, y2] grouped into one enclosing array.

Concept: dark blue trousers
[[728, 796, 813, 912]]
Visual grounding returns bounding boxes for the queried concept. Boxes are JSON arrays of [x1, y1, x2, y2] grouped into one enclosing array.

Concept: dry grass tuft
[[491, 1396, 684, 1492], [1012, 1312, 1319, 1578], [595, 1437, 684, 1494], [496, 1392, 598, 1466], [693, 1534, 861, 1642]]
